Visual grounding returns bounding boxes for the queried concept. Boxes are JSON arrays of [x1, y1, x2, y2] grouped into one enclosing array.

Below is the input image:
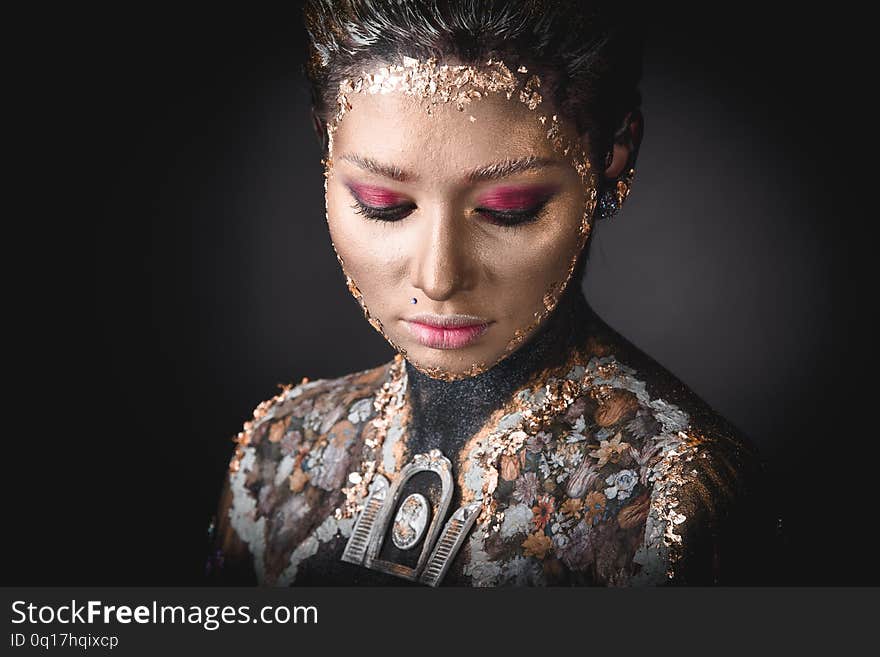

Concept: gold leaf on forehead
[[325, 57, 599, 381]]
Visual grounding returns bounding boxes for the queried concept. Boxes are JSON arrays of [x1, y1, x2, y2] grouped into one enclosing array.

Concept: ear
[[604, 109, 644, 179]]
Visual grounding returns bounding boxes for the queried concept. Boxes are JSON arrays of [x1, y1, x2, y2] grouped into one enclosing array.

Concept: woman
[[207, 0, 765, 586]]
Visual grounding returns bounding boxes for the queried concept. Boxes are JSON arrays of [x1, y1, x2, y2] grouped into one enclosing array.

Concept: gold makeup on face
[[322, 57, 598, 381]]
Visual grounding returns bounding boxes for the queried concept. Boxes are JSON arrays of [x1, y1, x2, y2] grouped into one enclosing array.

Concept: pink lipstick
[[403, 313, 492, 349]]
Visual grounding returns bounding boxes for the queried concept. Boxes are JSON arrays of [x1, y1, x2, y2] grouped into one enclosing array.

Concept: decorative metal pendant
[[392, 493, 431, 550], [341, 449, 480, 586]]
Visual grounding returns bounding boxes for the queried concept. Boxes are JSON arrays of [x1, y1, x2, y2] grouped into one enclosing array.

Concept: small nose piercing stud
[[411, 297, 417, 304]]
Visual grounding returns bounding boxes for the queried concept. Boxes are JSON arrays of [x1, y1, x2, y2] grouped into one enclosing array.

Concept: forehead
[[329, 87, 579, 183]]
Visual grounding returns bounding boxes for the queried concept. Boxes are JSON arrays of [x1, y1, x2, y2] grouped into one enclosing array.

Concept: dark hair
[[303, 0, 644, 166]]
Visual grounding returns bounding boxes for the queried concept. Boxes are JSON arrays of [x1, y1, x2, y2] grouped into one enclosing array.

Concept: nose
[[411, 204, 475, 302]]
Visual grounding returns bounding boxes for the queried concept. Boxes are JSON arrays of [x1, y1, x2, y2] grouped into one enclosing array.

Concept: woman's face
[[324, 65, 595, 380]]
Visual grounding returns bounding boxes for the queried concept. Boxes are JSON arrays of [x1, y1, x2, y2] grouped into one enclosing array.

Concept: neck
[[403, 284, 592, 458]]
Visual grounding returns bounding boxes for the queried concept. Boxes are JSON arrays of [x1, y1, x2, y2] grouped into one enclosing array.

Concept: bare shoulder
[[228, 359, 392, 473], [453, 316, 766, 587], [211, 360, 393, 584], [575, 317, 766, 583], [581, 308, 759, 464]]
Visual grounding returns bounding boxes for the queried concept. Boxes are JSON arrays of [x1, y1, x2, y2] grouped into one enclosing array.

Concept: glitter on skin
[[322, 57, 599, 382]]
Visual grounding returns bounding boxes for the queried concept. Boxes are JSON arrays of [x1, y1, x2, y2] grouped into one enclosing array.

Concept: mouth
[[403, 314, 493, 350]]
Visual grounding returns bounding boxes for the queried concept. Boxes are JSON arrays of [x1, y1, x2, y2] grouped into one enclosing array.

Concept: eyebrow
[[338, 153, 559, 183]]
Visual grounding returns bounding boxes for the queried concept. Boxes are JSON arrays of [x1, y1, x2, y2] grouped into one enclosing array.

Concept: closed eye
[[347, 182, 552, 227], [476, 200, 550, 228], [346, 181, 416, 222], [350, 198, 416, 222]]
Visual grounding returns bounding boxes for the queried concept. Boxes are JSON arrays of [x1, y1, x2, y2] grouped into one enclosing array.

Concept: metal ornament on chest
[[341, 449, 480, 586]]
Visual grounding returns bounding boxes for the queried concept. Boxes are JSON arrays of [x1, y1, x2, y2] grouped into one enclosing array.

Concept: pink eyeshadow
[[347, 182, 407, 207], [475, 185, 557, 211]]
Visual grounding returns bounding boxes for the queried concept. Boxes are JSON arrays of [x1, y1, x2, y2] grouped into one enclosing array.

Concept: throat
[[402, 285, 590, 459]]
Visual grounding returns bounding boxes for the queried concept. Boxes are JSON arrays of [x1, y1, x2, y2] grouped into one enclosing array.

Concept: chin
[[415, 349, 500, 377]]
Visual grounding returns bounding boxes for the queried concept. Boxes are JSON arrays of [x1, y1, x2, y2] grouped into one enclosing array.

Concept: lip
[[403, 313, 493, 350]]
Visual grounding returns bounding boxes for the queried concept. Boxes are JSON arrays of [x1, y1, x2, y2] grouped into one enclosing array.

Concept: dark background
[[9, 6, 867, 585]]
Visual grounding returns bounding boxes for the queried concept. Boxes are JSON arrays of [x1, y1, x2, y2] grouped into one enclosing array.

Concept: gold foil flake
[[334, 355, 408, 518], [596, 361, 620, 378], [325, 57, 522, 156], [615, 167, 636, 207], [484, 469, 499, 496], [458, 358, 598, 521], [413, 360, 490, 381], [591, 384, 614, 404], [323, 56, 598, 382], [228, 404, 267, 473], [334, 247, 390, 338], [237, 371, 312, 445], [643, 428, 705, 579], [519, 74, 543, 110], [228, 446, 244, 474], [506, 430, 527, 454], [326, 55, 596, 209], [542, 282, 560, 311]]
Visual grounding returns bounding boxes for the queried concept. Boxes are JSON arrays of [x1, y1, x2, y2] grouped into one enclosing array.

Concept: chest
[[237, 356, 693, 587], [267, 435, 658, 587]]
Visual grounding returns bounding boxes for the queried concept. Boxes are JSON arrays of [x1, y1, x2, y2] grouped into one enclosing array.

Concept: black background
[[8, 5, 869, 585]]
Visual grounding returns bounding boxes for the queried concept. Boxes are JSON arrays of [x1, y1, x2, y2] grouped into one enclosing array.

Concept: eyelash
[[477, 203, 549, 229], [350, 198, 549, 229], [350, 199, 416, 223]]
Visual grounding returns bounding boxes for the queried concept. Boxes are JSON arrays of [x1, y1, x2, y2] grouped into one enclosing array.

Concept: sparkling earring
[[597, 112, 639, 221], [596, 166, 636, 221]]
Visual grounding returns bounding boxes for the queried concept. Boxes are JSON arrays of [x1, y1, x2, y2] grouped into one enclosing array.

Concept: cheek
[[488, 204, 585, 296], [325, 182, 404, 295]]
